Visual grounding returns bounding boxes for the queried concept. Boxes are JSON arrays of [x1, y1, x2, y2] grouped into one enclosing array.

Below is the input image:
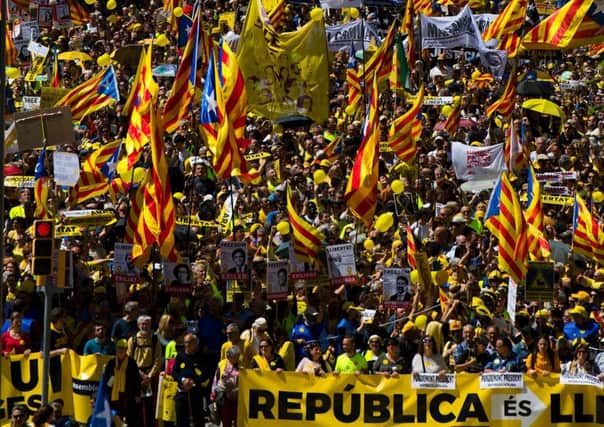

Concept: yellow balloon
[[85, 0, 95, 4], [374, 212, 394, 232], [97, 53, 111, 67], [173, 6, 184, 17], [345, 105, 355, 116], [431, 270, 449, 286], [350, 7, 360, 18], [132, 167, 146, 184], [441, 104, 452, 117], [156, 34, 169, 47], [410, 269, 420, 285], [5, 67, 19, 79], [276, 221, 290, 235], [391, 179, 404, 195], [415, 314, 428, 331], [231, 168, 241, 177], [313, 169, 326, 185], [310, 8, 323, 21], [106, 0, 117, 10], [363, 239, 375, 251]]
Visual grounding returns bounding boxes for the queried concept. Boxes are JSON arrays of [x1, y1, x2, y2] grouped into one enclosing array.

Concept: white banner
[[420, 6, 506, 76], [325, 20, 382, 51], [326, 243, 357, 284], [320, 0, 362, 8], [27, 40, 49, 58], [411, 373, 456, 390], [22, 96, 40, 111], [560, 373, 603, 388], [383, 268, 412, 308], [451, 141, 505, 181], [480, 373, 524, 389], [53, 152, 80, 186], [507, 278, 517, 325], [267, 260, 289, 301]]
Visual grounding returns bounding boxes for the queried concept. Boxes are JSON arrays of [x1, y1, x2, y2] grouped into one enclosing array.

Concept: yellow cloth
[[111, 357, 128, 402], [252, 354, 271, 371], [278, 341, 296, 371]]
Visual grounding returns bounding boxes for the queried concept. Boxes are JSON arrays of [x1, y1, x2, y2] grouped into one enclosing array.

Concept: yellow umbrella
[[57, 51, 93, 62], [522, 99, 565, 119]]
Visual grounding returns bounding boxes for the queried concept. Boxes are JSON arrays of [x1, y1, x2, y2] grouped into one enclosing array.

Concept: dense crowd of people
[[1, 0, 604, 425]]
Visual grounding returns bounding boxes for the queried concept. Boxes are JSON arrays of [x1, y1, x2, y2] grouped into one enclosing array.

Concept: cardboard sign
[[13, 106, 75, 150]]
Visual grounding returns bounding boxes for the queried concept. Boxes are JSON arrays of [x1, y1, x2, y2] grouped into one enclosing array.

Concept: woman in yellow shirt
[[526, 335, 560, 376]]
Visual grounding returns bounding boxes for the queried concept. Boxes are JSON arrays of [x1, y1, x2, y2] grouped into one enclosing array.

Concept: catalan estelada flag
[[482, 0, 527, 57], [34, 147, 50, 219], [132, 105, 179, 264], [66, 0, 90, 25], [407, 226, 417, 269], [572, 194, 604, 265], [525, 164, 551, 260], [504, 120, 527, 173], [344, 76, 380, 226], [55, 66, 119, 122], [162, 7, 211, 133], [485, 171, 528, 284], [124, 45, 158, 168], [71, 141, 123, 204], [388, 85, 424, 161], [522, 0, 604, 50], [287, 186, 325, 265], [486, 67, 517, 122], [361, 22, 396, 87], [346, 43, 362, 117]]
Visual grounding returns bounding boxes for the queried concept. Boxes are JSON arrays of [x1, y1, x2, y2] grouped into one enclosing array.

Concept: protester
[[296, 341, 330, 374], [212, 345, 241, 427], [526, 335, 561, 377], [334, 335, 368, 374], [1, 312, 31, 356], [561, 340, 594, 375], [172, 334, 212, 427], [250, 337, 286, 372], [411, 335, 448, 376]]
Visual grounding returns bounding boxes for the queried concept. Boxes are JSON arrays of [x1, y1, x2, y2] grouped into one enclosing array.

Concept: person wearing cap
[[374, 337, 405, 377], [290, 306, 325, 363], [363, 335, 385, 373], [101, 338, 141, 425], [334, 335, 368, 374], [241, 316, 271, 355], [83, 321, 115, 356], [564, 304, 599, 344]]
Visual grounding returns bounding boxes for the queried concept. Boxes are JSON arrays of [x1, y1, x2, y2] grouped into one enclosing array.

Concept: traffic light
[[32, 220, 54, 276]]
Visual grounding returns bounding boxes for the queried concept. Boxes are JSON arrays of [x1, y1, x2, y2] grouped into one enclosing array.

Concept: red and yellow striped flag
[[407, 225, 417, 269], [444, 101, 461, 135], [484, 171, 528, 284], [525, 164, 550, 260], [268, 0, 286, 28], [132, 105, 179, 264], [287, 186, 325, 265], [5, 23, 17, 66], [34, 178, 50, 219], [51, 55, 60, 88], [125, 178, 144, 244], [503, 120, 528, 173], [361, 22, 396, 87], [572, 194, 604, 265], [482, 0, 527, 56], [125, 45, 158, 168], [389, 85, 424, 161], [162, 8, 211, 133], [346, 64, 362, 117], [344, 76, 380, 226], [401, 0, 416, 66], [522, 0, 604, 50], [486, 68, 517, 122]]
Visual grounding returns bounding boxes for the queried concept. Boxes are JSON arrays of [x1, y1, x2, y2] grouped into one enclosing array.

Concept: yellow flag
[[237, 0, 329, 123]]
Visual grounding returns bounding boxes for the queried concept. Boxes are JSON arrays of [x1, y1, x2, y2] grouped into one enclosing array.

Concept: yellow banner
[[0, 352, 73, 422], [4, 175, 35, 188], [237, 0, 329, 124], [70, 353, 112, 423], [219, 11, 236, 29], [239, 370, 604, 427], [244, 152, 272, 161], [541, 194, 573, 206], [55, 224, 84, 238], [176, 216, 219, 228], [380, 142, 393, 152]]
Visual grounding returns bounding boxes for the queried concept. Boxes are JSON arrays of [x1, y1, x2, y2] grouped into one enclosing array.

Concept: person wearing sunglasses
[[561, 340, 594, 376], [411, 336, 448, 377], [8, 405, 31, 427], [250, 338, 286, 372]]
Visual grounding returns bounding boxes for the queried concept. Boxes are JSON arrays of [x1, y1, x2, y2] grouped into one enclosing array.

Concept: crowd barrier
[[2, 352, 604, 426]]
